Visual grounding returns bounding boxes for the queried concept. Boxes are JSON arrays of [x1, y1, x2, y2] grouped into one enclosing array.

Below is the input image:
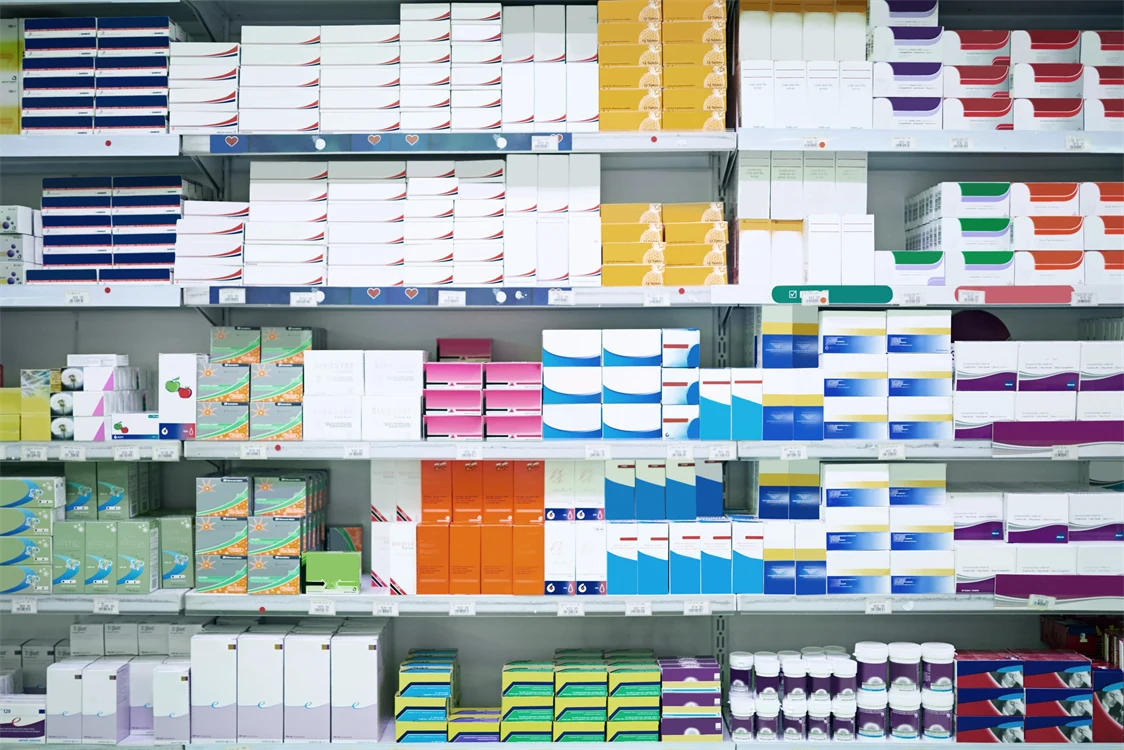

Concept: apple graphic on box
[[164, 378, 192, 399]]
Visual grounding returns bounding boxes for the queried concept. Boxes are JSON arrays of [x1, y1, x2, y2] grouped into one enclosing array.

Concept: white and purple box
[[190, 632, 237, 742], [284, 634, 331, 742], [1068, 492, 1124, 542], [1017, 341, 1080, 392], [0, 695, 47, 744], [954, 542, 1016, 594], [873, 96, 943, 128], [152, 662, 191, 743], [873, 62, 943, 97], [1005, 491, 1069, 544], [867, 26, 944, 63], [82, 660, 130, 743]]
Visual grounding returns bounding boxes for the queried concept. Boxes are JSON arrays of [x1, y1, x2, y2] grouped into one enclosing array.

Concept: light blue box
[[662, 328, 700, 368], [669, 521, 701, 594], [605, 462, 635, 520], [819, 311, 887, 355], [889, 464, 946, 506], [695, 461, 723, 518], [827, 551, 890, 595], [542, 404, 602, 439], [606, 521, 638, 595], [661, 368, 699, 405], [665, 461, 696, 520], [699, 368, 731, 440], [635, 461, 665, 519], [603, 367, 661, 404], [731, 368, 763, 440], [543, 330, 602, 367], [731, 516, 763, 594], [602, 404, 662, 439], [661, 405, 700, 440], [636, 520, 668, 595], [543, 367, 602, 404], [824, 397, 889, 440], [699, 518, 732, 594], [603, 329, 661, 367]]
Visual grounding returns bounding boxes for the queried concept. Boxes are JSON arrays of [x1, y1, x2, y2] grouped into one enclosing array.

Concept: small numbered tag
[[898, 291, 926, 307], [877, 444, 906, 461], [309, 599, 336, 616], [20, 445, 47, 462], [1052, 445, 1076, 461], [780, 444, 809, 461], [801, 136, 826, 149], [548, 289, 575, 306], [182, 287, 209, 305], [531, 135, 560, 152], [891, 136, 916, 150], [152, 443, 180, 462], [94, 598, 120, 615], [708, 443, 735, 461], [11, 597, 36, 615], [585, 444, 610, 461], [625, 600, 652, 617], [667, 443, 691, 461], [64, 290, 90, 306], [218, 288, 245, 305], [643, 288, 671, 307], [290, 291, 318, 307], [112, 445, 139, 462], [438, 290, 467, 307], [59, 445, 86, 462], [240, 443, 267, 459], [865, 598, 892, 615], [558, 601, 585, 617], [455, 443, 482, 461], [1072, 291, 1097, 307], [1064, 136, 1091, 152], [800, 290, 828, 306], [684, 600, 711, 616], [374, 602, 399, 617], [1028, 593, 1057, 610], [344, 444, 370, 459], [959, 290, 985, 305], [948, 136, 973, 151], [450, 601, 476, 616]]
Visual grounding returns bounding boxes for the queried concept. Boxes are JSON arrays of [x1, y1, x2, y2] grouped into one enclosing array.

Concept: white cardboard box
[[943, 65, 1011, 97], [943, 98, 1014, 130], [838, 62, 873, 129], [1012, 30, 1082, 64], [533, 62, 566, 127], [1012, 63, 1085, 98], [806, 61, 840, 128], [773, 61, 807, 129], [873, 97, 942, 129], [739, 61, 774, 129]]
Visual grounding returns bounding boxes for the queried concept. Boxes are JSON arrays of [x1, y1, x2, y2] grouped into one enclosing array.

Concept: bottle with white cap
[[921, 642, 955, 693], [922, 688, 954, 741], [729, 651, 754, 692], [889, 690, 922, 740], [888, 642, 922, 694], [854, 641, 889, 693], [831, 656, 858, 702], [782, 657, 808, 701], [730, 690, 756, 741]]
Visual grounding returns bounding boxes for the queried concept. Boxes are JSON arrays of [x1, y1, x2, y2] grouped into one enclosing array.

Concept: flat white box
[[873, 97, 942, 129], [1015, 544, 1077, 575], [238, 109, 320, 133], [245, 221, 327, 245], [168, 86, 238, 108], [534, 63, 566, 127], [836, 152, 868, 215], [1078, 544, 1124, 576], [452, 42, 502, 65], [1082, 31, 1123, 66], [536, 218, 568, 285], [503, 217, 536, 285], [362, 395, 423, 440], [401, 20, 451, 43], [943, 98, 1015, 130], [400, 65, 452, 86], [455, 199, 504, 219], [236, 633, 284, 741], [1010, 182, 1080, 216], [569, 214, 602, 287], [320, 24, 399, 44], [452, 22, 502, 44], [873, 61, 943, 97], [867, 0, 941, 26], [169, 111, 239, 133], [769, 220, 805, 285], [1012, 63, 1085, 98], [502, 6, 534, 64], [944, 65, 1011, 97], [773, 61, 807, 129], [328, 182, 407, 202], [402, 87, 452, 109], [47, 659, 91, 742], [401, 3, 450, 22], [1014, 391, 1077, 421], [451, 88, 501, 108], [841, 214, 876, 286], [320, 88, 402, 110], [770, 5, 803, 61], [329, 224, 405, 247], [401, 43, 452, 65], [452, 261, 503, 285], [1012, 30, 1082, 64], [284, 634, 331, 741], [534, 5, 565, 63], [451, 107, 502, 130], [364, 350, 427, 395], [1081, 182, 1124, 216], [566, 5, 597, 63], [807, 61, 840, 128], [190, 633, 238, 742], [240, 44, 321, 67], [451, 64, 503, 88], [238, 67, 321, 87], [242, 26, 320, 44], [769, 151, 803, 220], [867, 26, 944, 63], [566, 62, 598, 131], [1013, 98, 1084, 130], [302, 395, 362, 440], [320, 66, 401, 88], [954, 543, 1016, 589], [1085, 99, 1124, 132], [302, 350, 364, 397], [739, 62, 774, 129], [1084, 66, 1124, 99], [239, 86, 320, 109], [104, 623, 139, 656], [943, 30, 1011, 65]]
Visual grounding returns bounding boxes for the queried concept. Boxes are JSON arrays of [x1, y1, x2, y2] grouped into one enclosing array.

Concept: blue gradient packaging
[[890, 550, 954, 594], [827, 550, 890, 594], [886, 309, 952, 354], [819, 311, 887, 355]]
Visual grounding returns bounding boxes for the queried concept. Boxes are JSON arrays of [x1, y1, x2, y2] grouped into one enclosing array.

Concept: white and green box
[[64, 464, 97, 519], [0, 536, 51, 566], [157, 516, 194, 589], [85, 521, 117, 594], [1, 476, 64, 509], [96, 463, 137, 520], [117, 519, 160, 594], [52, 521, 84, 594]]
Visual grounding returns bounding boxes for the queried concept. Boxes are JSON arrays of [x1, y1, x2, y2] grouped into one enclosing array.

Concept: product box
[[826, 550, 890, 595], [117, 519, 160, 594], [944, 64, 1011, 97], [1013, 98, 1084, 130]]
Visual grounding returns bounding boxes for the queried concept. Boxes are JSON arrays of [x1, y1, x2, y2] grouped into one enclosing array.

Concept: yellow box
[[662, 19, 725, 44], [664, 221, 728, 244], [598, 21, 662, 46], [663, 87, 726, 111], [601, 222, 664, 244], [663, 0, 726, 21], [606, 720, 660, 741], [20, 415, 50, 441], [665, 265, 728, 285], [398, 664, 455, 694], [599, 88, 661, 112], [663, 202, 725, 223], [501, 695, 554, 722], [598, 43, 662, 67], [448, 714, 500, 742], [599, 65, 662, 89], [394, 694, 452, 721], [602, 264, 663, 286], [554, 664, 608, 696], [663, 64, 727, 88], [501, 721, 553, 742], [602, 242, 667, 264], [607, 695, 660, 719], [660, 109, 726, 131], [20, 393, 48, 417], [601, 203, 663, 223], [0, 414, 19, 441], [598, 110, 662, 131], [597, 0, 662, 23], [0, 388, 19, 415], [502, 661, 555, 696], [553, 721, 606, 741], [396, 720, 448, 742], [663, 42, 725, 66], [663, 244, 727, 266]]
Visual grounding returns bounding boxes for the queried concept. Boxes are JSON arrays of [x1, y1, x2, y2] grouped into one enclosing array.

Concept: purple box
[[992, 421, 1124, 458], [660, 716, 723, 739], [994, 574, 1124, 609], [658, 665, 721, 682]]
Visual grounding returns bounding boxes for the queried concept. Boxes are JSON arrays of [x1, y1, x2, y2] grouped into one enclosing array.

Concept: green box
[[64, 464, 97, 519], [249, 516, 302, 556], [0, 564, 52, 595], [52, 521, 84, 594], [328, 526, 362, 552], [249, 401, 302, 441], [85, 521, 117, 594], [1, 476, 64, 509], [196, 517, 248, 557], [198, 361, 251, 402], [137, 463, 150, 515], [260, 326, 317, 365], [210, 326, 261, 364], [302, 551, 361, 593], [196, 402, 249, 441], [0, 506, 61, 537], [0, 535, 51, 566], [196, 474, 251, 517], [117, 519, 160, 594], [250, 363, 304, 402], [157, 516, 194, 589], [96, 463, 137, 520]]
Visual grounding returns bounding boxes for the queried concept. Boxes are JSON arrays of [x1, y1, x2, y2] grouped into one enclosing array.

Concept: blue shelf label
[[205, 286, 553, 306], [209, 132, 573, 154]]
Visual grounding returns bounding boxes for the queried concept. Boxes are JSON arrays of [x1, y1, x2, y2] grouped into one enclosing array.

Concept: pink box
[[484, 389, 543, 415], [425, 414, 484, 439], [437, 338, 492, 361], [485, 415, 543, 440], [424, 389, 484, 415], [424, 361, 484, 389], [484, 362, 542, 389]]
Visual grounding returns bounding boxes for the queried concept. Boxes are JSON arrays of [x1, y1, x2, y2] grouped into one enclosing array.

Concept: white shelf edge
[[0, 442, 180, 461], [0, 589, 186, 614], [737, 440, 995, 459], [0, 285, 182, 308], [0, 134, 180, 158], [736, 128, 1124, 154]]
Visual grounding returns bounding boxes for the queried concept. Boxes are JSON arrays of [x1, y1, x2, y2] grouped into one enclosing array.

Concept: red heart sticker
[[225, 136, 239, 147], [554, 134, 563, 142], [404, 287, 419, 299], [366, 288, 381, 299], [367, 135, 381, 145], [405, 134, 420, 146]]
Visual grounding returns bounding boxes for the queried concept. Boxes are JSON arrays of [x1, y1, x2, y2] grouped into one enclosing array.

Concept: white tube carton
[[236, 633, 284, 741], [740, 62, 774, 128], [331, 630, 388, 741], [47, 659, 94, 742], [506, 155, 538, 214], [840, 214, 875, 286], [868, 0, 941, 26], [835, 153, 868, 214], [575, 520, 607, 595], [737, 153, 771, 218], [770, 5, 802, 60], [769, 152, 803, 220], [802, 153, 836, 214], [544, 520, 576, 594], [534, 5, 565, 63], [1077, 545, 1124, 576], [190, 632, 238, 741], [566, 62, 598, 131], [501, 63, 535, 130], [389, 522, 417, 595], [806, 61, 839, 127], [838, 62, 873, 129], [773, 61, 807, 129], [803, 215, 841, 286], [1082, 31, 1123, 65], [128, 656, 165, 733], [82, 660, 129, 743], [1013, 98, 1084, 131], [503, 6, 534, 63], [284, 634, 331, 741], [566, 6, 597, 63]]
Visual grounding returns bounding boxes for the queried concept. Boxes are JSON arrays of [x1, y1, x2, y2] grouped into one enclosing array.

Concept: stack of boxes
[[238, 25, 321, 134], [597, 0, 663, 132], [1, 204, 42, 285], [363, 350, 427, 441], [500, 660, 554, 740], [319, 24, 400, 133], [173, 199, 248, 285], [601, 202, 729, 286], [449, 3, 503, 131], [394, 649, 460, 741], [660, 656, 723, 742], [0, 476, 62, 596], [1, 19, 19, 135], [757, 306, 820, 441], [542, 329, 602, 439], [656, 0, 728, 131], [399, 5, 454, 133], [168, 42, 240, 134], [606, 655, 660, 741], [244, 160, 329, 286], [553, 657, 608, 740]]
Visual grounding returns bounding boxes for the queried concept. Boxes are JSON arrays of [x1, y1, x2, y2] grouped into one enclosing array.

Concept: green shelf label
[[771, 286, 894, 304]]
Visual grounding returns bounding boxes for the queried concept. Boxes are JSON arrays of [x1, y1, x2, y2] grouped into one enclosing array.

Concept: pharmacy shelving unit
[[0, 588, 186, 614]]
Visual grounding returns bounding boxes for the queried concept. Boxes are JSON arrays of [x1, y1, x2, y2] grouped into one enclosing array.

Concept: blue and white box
[[543, 367, 601, 404], [759, 307, 819, 369], [96, 16, 185, 39], [662, 405, 700, 440], [700, 518, 732, 594], [819, 311, 887, 355], [603, 367, 660, 404], [606, 521, 638, 595], [827, 550, 890, 595], [762, 370, 794, 441], [888, 353, 953, 397], [635, 461, 666, 520], [661, 368, 700, 405], [793, 369, 824, 442], [888, 397, 953, 440], [762, 520, 795, 596], [542, 404, 602, 439], [665, 461, 696, 520], [731, 516, 763, 594], [822, 354, 888, 398], [23, 17, 97, 38], [636, 521, 669, 595], [758, 461, 790, 520], [662, 328, 700, 368], [826, 507, 890, 551], [603, 329, 661, 367], [731, 368, 763, 440], [695, 460, 723, 518], [890, 550, 954, 594], [886, 309, 952, 354], [890, 506, 954, 551], [699, 368, 731, 440], [544, 520, 576, 596], [823, 464, 890, 507], [795, 521, 828, 596], [543, 330, 601, 367], [790, 460, 822, 520], [603, 404, 661, 440], [823, 397, 889, 440], [669, 521, 701, 594], [605, 461, 635, 520], [889, 463, 946, 506]]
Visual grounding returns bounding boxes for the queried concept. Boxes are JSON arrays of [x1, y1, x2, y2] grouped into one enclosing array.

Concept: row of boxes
[[906, 182, 1124, 228], [874, 249, 1122, 288], [736, 152, 868, 220]]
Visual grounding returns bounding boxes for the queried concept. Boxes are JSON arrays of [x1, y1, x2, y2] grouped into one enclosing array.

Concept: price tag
[[450, 601, 476, 616], [891, 136, 916, 150], [455, 443, 482, 461], [1072, 291, 1097, 307], [557, 601, 585, 617], [625, 600, 652, 617], [438, 290, 466, 307], [959, 290, 985, 305], [290, 291, 318, 307], [1064, 136, 1092, 152], [374, 601, 399, 617], [1052, 445, 1076, 461], [308, 599, 336, 616], [531, 135, 560, 152], [684, 600, 711, 616], [801, 136, 826, 149], [585, 444, 610, 461], [548, 289, 575, 306], [344, 444, 370, 459], [64, 290, 90, 306], [667, 443, 691, 461], [1028, 593, 1057, 610], [59, 445, 86, 462], [865, 598, 892, 615], [112, 445, 139, 462], [240, 443, 267, 459], [708, 443, 735, 461], [877, 444, 906, 461], [898, 291, 926, 307], [182, 287, 209, 305], [218, 288, 245, 305], [94, 598, 120, 615], [20, 445, 47, 462], [948, 136, 973, 151], [643, 288, 671, 307], [10, 597, 36, 615], [780, 444, 808, 461], [151, 443, 180, 462], [800, 289, 828, 306]]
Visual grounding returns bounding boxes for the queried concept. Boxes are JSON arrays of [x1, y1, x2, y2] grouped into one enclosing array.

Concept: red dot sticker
[[103, 287, 111, 293], [258, 606, 266, 614], [650, 136, 658, 143], [274, 444, 281, 451], [104, 140, 112, 147], [678, 287, 686, 295]]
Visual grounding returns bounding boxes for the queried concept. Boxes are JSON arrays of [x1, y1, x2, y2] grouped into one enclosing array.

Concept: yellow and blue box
[[448, 709, 500, 742], [607, 663, 661, 722], [396, 719, 448, 743], [607, 720, 660, 742], [554, 664, 608, 722], [502, 661, 555, 722], [395, 694, 451, 723], [553, 721, 606, 741], [501, 720, 552, 742], [399, 663, 455, 698]]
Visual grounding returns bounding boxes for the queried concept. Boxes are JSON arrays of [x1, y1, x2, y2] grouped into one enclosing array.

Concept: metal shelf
[[183, 440, 737, 461], [0, 589, 186, 615], [0, 441, 181, 461], [737, 129, 1124, 154], [737, 440, 995, 460], [0, 135, 180, 158], [0, 285, 182, 309]]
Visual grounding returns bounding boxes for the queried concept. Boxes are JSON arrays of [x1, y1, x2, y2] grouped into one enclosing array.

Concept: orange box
[[664, 265, 727, 285], [421, 460, 452, 523], [449, 523, 481, 594], [598, 43, 662, 67], [660, 109, 726, 130], [482, 460, 514, 524], [663, 64, 727, 89], [601, 203, 663, 223], [452, 460, 483, 523], [664, 220, 728, 244], [602, 242, 667, 264], [513, 460, 545, 524], [481, 523, 513, 594], [663, 0, 726, 21], [663, 244, 727, 266], [598, 110, 662, 131], [602, 264, 664, 286], [599, 88, 662, 112], [598, 21, 662, 46], [601, 222, 664, 244], [662, 87, 726, 111], [599, 66, 662, 89], [662, 43, 725, 67], [512, 523, 545, 595], [416, 522, 450, 594]]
